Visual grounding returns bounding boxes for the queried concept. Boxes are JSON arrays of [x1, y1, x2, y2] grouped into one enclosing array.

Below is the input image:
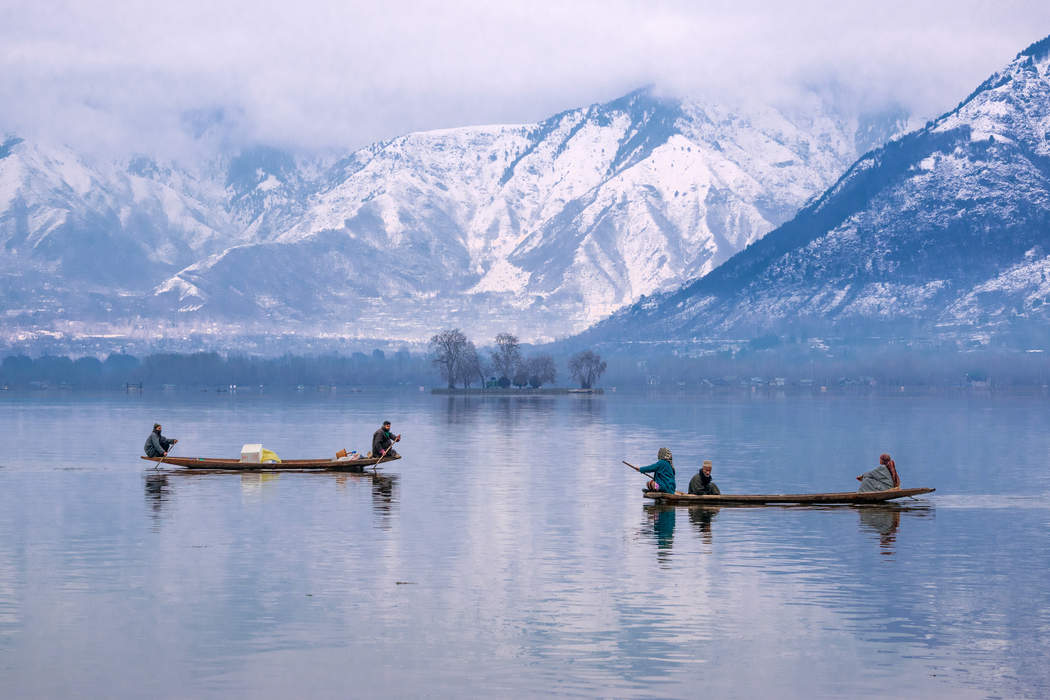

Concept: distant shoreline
[[431, 387, 605, 395]]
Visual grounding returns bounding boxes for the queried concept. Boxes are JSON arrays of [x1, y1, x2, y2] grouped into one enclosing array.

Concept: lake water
[[1, 390, 1048, 698]]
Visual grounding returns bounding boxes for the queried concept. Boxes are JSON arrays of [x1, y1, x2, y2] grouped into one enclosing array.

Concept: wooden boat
[[141, 454, 400, 472], [644, 487, 935, 505]]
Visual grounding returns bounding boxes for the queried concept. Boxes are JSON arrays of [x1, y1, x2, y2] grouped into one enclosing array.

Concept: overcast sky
[[2, 0, 1049, 159]]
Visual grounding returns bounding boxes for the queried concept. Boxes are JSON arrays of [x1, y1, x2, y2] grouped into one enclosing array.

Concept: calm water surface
[[1, 390, 1048, 698]]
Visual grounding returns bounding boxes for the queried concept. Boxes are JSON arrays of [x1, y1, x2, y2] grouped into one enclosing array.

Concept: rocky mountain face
[[0, 88, 902, 349], [585, 37, 1050, 347]]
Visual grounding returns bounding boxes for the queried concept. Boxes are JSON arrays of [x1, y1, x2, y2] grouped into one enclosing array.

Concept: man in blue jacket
[[640, 447, 676, 493]]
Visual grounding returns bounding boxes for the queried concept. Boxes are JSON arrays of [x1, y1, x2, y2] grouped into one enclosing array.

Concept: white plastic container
[[240, 443, 263, 463]]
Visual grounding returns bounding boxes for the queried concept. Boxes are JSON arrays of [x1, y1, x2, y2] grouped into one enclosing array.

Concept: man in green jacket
[[640, 447, 676, 493]]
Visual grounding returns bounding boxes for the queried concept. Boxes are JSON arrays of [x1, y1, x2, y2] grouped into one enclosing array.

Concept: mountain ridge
[[581, 35, 1050, 347]]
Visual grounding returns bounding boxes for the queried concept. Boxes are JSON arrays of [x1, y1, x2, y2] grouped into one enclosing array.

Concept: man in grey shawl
[[144, 423, 177, 458], [857, 453, 900, 492]]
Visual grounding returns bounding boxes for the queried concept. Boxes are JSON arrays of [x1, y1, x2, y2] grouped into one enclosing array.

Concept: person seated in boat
[[640, 447, 676, 494], [144, 423, 177, 458], [371, 421, 401, 459], [857, 453, 900, 492], [688, 460, 721, 495]]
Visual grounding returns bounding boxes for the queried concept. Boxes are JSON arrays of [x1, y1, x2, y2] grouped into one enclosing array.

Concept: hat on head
[[657, 447, 672, 462]]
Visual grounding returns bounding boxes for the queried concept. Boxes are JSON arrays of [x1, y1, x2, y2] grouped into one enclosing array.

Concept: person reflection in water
[[371, 474, 397, 509], [859, 507, 902, 553], [688, 460, 720, 495], [143, 473, 170, 517], [640, 447, 676, 493], [688, 507, 718, 546], [647, 506, 676, 558], [857, 453, 900, 492]]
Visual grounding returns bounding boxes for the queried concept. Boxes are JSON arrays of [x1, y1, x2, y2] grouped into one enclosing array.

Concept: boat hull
[[644, 487, 935, 505], [141, 454, 401, 472]]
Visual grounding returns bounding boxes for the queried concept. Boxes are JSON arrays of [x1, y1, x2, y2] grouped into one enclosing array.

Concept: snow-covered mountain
[[584, 37, 1050, 346], [151, 88, 900, 343], [0, 138, 234, 324], [1, 88, 903, 349]]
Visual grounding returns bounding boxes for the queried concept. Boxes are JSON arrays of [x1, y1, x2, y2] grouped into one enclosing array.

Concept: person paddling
[[371, 421, 401, 459], [144, 423, 177, 458], [639, 447, 676, 494], [857, 453, 900, 492]]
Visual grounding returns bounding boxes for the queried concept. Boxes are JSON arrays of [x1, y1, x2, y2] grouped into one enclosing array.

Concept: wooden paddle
[[371, 436, 400, 473], [623, 460, 684, 495], [153, 442, 176, 470]]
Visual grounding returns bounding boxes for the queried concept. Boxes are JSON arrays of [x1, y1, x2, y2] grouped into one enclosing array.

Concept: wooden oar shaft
[[623, 460, 645, 476], [372, 438, 399, 471], [154, 443, 175, 470]]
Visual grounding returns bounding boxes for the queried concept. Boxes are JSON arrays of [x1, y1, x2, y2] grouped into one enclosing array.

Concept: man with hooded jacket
[[144, 423, 177, 458]]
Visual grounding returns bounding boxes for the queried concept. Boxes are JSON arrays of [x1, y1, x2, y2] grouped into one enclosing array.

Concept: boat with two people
[[140, 421, 404, 473], [141, 453, 401, 473]]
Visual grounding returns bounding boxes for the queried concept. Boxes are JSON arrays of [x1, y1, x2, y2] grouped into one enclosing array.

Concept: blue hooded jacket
[[640, 459, 675, 493]]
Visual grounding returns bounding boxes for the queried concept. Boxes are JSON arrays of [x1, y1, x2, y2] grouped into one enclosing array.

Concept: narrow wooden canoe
[[141, 454, 401, 472], [644, 487, 935, 505]]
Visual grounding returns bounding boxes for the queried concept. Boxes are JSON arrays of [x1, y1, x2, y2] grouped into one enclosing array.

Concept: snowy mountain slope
[[0, 140, 228, 289], [153, 88, 899, 341], [0, 137, 331, 325], [584, 37, 1050, 344]]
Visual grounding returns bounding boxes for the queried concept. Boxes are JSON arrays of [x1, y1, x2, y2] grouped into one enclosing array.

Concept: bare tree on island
[[490, 333, 521, 386], [430, 328, 467, 388], [568, 350, 607, 389], [458, 341, 487, 388], [524, 354, 557, 388]]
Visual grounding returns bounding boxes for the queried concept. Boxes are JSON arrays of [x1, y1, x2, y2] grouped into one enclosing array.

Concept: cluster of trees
[[429, 330, 607, 389], [429, 330, 557, 389]]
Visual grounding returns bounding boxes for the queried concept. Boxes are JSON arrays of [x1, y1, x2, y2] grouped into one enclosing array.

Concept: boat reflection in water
[[641, 502, 933, 556], [240, 471, 280, 496], [144, 468, 400, 529]]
